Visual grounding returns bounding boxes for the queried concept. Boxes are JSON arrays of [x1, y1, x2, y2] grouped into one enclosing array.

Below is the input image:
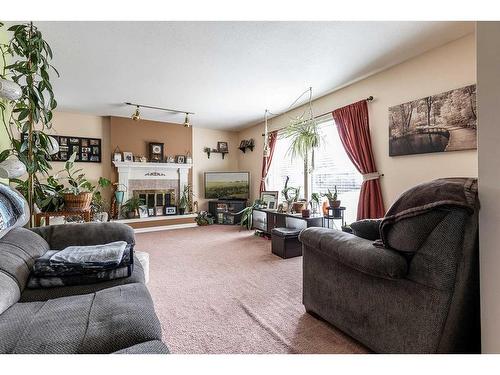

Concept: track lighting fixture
[[125, 102, 194, 127], [132, 106, 140, 121]]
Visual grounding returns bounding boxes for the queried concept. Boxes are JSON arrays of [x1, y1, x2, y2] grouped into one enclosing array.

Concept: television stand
[[208, 199, 247, 225]]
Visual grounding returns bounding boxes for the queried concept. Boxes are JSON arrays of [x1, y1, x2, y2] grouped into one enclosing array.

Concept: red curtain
[[332, 100, 385, 219], [260, 131, 278, 193]]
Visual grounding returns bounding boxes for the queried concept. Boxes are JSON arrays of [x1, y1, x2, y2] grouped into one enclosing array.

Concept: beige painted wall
[[477, 22, 500, 353], [238, 33, 478, 207], [46, 111, 112, 186], [32, 112, 240, 211], [192, 127, 239, 210]]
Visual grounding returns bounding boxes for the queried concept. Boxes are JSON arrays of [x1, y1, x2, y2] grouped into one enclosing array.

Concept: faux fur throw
[[377, 178, 478, 248]]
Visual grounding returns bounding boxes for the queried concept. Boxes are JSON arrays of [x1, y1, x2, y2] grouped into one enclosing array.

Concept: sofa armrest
[[299, 227, 408, 280], [31, 222, 135, 250]]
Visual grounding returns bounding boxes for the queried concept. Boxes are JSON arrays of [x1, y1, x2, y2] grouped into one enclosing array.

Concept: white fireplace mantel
[[113, 161, 192, 198]]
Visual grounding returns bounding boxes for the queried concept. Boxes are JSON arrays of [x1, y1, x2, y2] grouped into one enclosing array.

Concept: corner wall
[[477, 21, 500, 353], [192, 127, 239, 210], [238, 34, 478, 207]]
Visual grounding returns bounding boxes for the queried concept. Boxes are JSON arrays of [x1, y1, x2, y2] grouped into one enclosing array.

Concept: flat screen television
[[204, 172, 250, 200]]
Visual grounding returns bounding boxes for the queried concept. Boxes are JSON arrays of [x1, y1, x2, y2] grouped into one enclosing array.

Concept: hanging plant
[[0, 21, 59, 224], [280, 88, 320, 201]]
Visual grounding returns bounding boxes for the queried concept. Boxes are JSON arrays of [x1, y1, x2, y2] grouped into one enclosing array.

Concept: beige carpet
[[135, 225, 369, 354]]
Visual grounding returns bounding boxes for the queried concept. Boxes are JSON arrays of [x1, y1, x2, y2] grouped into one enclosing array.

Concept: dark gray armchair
[[300, 204, 480, 353]]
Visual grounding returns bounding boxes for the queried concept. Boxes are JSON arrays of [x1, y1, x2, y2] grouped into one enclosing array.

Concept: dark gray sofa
[[0, 222, 168, 354], [300, 201, 480, 353]]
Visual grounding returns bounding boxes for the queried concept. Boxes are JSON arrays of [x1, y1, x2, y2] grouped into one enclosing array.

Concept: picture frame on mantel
[[149, 142, 164, 162]]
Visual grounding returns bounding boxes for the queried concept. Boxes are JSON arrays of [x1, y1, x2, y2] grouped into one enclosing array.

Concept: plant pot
[[63, 192, 93, 211], [292, 201, 306, 213], [179, 207, 186, 215], [114, 190, 125, 204], [126, 211, 136, 219], [329, 200, 341, 209], [301, 209, 310, 218]]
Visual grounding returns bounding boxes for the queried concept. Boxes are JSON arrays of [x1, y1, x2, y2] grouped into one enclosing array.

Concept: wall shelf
[[204, 149, 229, 159]]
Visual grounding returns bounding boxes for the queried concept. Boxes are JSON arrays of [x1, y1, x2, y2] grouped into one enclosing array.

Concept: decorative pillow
[[0, 183, 29, 240], [350, 219, 382, 241]]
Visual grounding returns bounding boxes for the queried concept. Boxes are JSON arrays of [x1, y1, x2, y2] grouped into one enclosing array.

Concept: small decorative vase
[[179, 207, 186, 215], [301, 209, 310, 218], [322, 201, 329, 215]]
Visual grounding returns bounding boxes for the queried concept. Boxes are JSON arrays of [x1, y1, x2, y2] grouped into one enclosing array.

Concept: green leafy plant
[[121, 196, 144, 217], [58, 152, 93, 195], [239, 199, 264, 230], [280, 176, 300, 213], [321, 186, 338, 203], [11, 174, 64, 212], [281, 114, 320, 200], [0, 22, 59, 223], [178, 184, 193, 213], [195, 211, 214, 226], [91, 177, 112, 215], [311, 192, 320, 206]]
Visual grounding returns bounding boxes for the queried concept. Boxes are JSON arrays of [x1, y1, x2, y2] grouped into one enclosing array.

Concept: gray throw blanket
[[377, 178, 478, 248], [50, 241, 128, 267]]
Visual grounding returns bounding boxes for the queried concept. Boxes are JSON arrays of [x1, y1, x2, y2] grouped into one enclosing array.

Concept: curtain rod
[[261, 96, 373, 136]]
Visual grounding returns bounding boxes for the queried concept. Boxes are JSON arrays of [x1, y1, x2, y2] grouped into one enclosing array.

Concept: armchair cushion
[[350, 219, 382, 240], [299, 227, 408, 279]]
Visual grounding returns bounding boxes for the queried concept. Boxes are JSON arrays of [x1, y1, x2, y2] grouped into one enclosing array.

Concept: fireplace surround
[[113, 161, 192, 205]]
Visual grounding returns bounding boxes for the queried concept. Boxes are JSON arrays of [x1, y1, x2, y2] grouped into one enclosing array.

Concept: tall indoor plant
[[0, 22, 59, 224], [281, 109, 320, 201]]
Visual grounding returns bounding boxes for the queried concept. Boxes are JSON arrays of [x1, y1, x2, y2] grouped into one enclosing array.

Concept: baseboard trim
[[133, 223, 198, 233]]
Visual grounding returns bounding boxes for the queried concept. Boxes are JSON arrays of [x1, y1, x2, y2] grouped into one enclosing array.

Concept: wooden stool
[[271, 227, 303, 259]]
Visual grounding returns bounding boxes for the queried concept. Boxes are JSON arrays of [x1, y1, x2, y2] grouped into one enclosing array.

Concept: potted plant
[[178, 185, 192, 215], [322, 186, 341, 208], [310, 192, 320, 214], [58, 152, 94, 211], [240, 199, 264, 230], [195, 211, 214, 226], [282, 108, 321, 200], [281, 176, 301, 213], [91, 177, 112, 222], [121, 196, 144, 219], [0, 22, 59, 225]]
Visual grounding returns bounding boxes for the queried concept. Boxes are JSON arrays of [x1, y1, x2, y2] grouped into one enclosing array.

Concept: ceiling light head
[[132, 106, 140, 121], [183, 113, 191, 128]]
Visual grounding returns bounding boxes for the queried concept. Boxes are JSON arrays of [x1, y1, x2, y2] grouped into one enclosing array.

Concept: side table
[[35, 209, 92, 227], [323, 206, 346, 229]]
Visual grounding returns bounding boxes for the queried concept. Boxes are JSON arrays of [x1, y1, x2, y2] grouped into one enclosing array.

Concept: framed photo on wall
[[217, 141, 228, 152]]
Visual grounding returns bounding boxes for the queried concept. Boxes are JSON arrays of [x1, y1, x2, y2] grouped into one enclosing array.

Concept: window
[[266, 117, 362, 223], [265, 135, 305, 198], [311, 119, 362, 223]]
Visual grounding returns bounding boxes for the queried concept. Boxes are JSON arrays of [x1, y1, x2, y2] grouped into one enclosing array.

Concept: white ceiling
[[33, 21, 474, 130]]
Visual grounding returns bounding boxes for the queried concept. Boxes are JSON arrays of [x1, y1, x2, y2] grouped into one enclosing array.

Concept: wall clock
[[149, 142, 164, 162]]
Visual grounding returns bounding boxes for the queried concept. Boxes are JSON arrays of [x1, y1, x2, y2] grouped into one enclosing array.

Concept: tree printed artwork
[[389, 84, 477, 156]]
